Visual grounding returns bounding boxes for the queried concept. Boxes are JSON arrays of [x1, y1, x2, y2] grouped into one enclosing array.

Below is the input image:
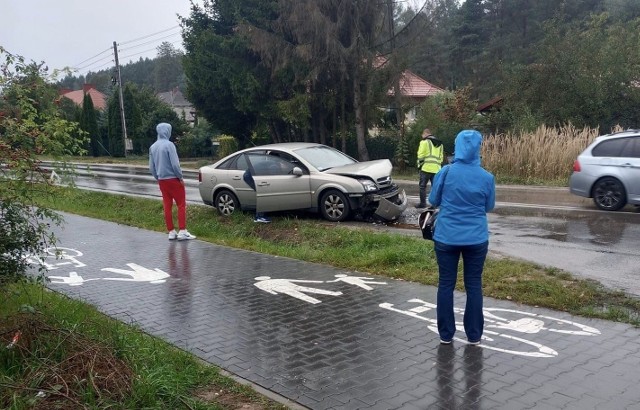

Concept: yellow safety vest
[[417, 138, 443, 173]]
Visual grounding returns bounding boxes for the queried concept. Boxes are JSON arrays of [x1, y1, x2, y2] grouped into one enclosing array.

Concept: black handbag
[[419, 208, 439, 240], [418, 166, 450, 241]]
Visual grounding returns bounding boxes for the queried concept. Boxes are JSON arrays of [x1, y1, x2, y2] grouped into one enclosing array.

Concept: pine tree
[[80, 93, 100, 156]]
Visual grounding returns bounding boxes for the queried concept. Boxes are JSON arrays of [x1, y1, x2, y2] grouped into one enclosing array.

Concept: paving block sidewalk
[[35, 213, 640, 409]]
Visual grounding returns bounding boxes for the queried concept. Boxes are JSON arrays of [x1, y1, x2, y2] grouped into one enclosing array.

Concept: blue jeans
[[435, 241, 489, 342]]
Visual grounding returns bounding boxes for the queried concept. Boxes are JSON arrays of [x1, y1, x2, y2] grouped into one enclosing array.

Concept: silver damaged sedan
[[198, 143, 407, 222]]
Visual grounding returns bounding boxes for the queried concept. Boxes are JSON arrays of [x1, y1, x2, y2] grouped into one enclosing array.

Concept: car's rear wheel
[[319, 190, 350, 222], [214, 189, 239, 216], [592, 177, 626, 211]]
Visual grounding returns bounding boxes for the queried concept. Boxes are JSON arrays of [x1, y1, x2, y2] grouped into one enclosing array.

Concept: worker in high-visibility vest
[[415, 128, 444, 208]]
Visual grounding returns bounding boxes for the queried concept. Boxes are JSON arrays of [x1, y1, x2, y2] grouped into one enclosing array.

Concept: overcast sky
[[1, 0, 200, 77]]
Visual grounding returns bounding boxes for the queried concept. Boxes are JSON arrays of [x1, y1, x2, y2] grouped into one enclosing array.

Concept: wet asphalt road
[[53, 163, 640, 296]]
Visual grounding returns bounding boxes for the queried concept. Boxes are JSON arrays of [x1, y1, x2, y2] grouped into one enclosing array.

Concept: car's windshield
[[294, 146, 356, 171]]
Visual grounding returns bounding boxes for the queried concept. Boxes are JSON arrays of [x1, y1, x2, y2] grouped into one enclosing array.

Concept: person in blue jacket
[[428, 129, 495, 345]]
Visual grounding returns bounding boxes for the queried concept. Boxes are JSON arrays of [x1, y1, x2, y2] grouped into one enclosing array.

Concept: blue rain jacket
[[428, 130, 495, 245], [149, 123, 183, 180]]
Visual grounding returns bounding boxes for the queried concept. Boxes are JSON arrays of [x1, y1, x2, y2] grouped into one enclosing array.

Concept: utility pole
[[113, 41, 129, 157]]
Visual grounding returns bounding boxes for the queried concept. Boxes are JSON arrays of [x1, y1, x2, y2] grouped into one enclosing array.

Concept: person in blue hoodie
[[428, 129, 495, 345], [149, 122, 196, 240]]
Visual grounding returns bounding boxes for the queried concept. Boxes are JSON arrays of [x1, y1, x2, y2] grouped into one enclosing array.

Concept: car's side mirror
[[292, 167, 303, 176]]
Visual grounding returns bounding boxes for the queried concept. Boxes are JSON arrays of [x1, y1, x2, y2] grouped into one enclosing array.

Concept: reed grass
[[481, 124, 600, 184]]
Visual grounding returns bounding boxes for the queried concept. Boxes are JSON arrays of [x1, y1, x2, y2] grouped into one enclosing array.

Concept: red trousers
[[158, 178, 186, 231]]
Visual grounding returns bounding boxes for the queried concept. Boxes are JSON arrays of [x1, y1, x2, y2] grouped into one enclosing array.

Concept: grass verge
[[0, 282, 289, 409]]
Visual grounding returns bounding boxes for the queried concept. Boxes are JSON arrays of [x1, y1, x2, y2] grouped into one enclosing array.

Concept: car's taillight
[[572, 160, 581, 172], [198, 171, 202, 182]]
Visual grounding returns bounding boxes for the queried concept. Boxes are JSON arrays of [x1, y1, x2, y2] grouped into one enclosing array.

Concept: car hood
[[324, 159, 392, 180]]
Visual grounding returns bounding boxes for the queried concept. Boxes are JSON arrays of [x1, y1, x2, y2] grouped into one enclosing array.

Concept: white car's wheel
[[214, 190, 239, 216], [319, 190, 350, 222]]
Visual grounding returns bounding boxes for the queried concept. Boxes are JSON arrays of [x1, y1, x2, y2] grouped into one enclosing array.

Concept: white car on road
[[198, 143, 407, 222]]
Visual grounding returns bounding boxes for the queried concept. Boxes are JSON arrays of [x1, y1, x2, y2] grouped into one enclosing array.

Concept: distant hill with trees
[[57, 41, 184, 96]]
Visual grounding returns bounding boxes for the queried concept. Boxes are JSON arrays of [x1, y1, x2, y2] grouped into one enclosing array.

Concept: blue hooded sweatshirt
[[428, 130, 495, 245], [149, 123, 183, 180]]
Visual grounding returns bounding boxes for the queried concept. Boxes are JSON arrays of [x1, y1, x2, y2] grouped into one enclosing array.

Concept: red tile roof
[[374, 56, 445, 98], [389, 70, 445, 98], [60, 85, 107, 110]]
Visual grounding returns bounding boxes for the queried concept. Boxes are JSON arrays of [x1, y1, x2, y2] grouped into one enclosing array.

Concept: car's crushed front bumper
[[373, 189, 407, 221]]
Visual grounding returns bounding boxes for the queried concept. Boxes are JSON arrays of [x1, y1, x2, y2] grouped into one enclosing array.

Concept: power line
[[78, 60, 116, 76], [69, 25, 180, 73], [66, 25, 184, 77], [73, 53, 114, 72], [71, 47, 112, 69], [119, 41, 183, 62], [119, 32, 181, 53], [119, 25, 180, 46]]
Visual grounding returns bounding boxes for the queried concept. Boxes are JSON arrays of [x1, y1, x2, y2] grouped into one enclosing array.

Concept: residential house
[[59, 84, 107, 111], [157, 87, 196, 126], [386, 69, 445, 124]]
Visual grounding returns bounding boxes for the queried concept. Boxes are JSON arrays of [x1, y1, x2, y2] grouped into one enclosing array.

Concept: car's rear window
[[592, 137, 636, 157], [627, 137, 640, 158]]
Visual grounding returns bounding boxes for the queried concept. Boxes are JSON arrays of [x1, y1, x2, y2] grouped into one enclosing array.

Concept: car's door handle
[[257, 181, 270, 187], [232, 176, 241, 180]]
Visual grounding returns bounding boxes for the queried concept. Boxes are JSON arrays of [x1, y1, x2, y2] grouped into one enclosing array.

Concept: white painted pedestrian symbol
[[101, 263, 170, 284], [254, 276, 342, 304], [48, 272, 97, 286], [328, 274, 387, 290]]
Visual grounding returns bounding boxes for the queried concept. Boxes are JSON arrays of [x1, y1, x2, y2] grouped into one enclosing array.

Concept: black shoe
[[415, 203, 427, 209]]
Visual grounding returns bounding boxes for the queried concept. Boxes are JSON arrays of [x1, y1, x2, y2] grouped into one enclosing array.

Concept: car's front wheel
[[592, 177, 627, 211], [319, 190, 350, 222], [214, 189, 239, 216]]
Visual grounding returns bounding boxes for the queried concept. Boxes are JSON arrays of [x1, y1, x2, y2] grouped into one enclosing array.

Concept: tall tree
[[504, 14, 640, 130], [402, 0, 459, 91], [80, 93, 100, 156], [605, 0, 640, 21], [181, 0, 277, 145], [153, 42, 185, 92], [239, 0, 401, 160], [106, 90, 124, 157], [449, 0, 491, 98]]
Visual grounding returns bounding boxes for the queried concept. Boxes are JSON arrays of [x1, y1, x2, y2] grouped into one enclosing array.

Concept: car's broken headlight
[[358, 179, 378, 192]]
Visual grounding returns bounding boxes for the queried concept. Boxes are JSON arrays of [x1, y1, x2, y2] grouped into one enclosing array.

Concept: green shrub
[[216, 135, 239, 157]]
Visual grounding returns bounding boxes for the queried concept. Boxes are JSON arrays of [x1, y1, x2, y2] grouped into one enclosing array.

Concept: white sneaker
[[168, 230, 178, 240], [177, 230, 196, 240]]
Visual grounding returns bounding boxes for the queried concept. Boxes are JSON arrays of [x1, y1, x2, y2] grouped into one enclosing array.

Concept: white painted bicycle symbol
[[25, 247, 87, 270], [380, 298, 600, 358]]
